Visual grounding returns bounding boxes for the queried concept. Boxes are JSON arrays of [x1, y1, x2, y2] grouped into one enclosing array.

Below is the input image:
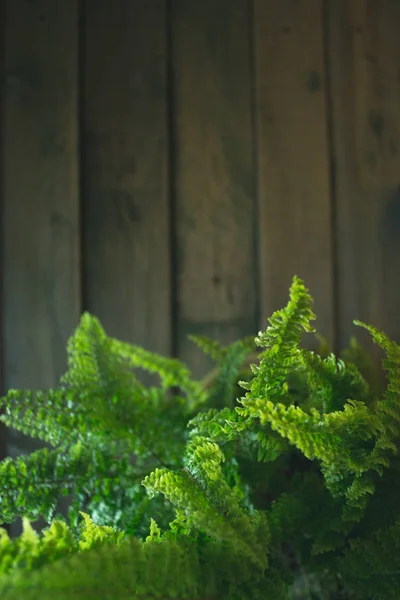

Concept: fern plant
[[0, 313, 214, 538], [0, 276, 399, 599]]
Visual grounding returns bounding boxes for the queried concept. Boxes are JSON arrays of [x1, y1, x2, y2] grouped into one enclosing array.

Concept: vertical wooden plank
[[0, 0, 9, 494], [83, 0, 171, 358], [2, 0, 80, 437], [254, 0, 334, 344], [172, 0, 258, 377], [328, 0, 400, 350], [3, 0, 80, 536]]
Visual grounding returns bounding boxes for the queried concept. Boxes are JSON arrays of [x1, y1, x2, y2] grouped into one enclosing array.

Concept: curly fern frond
[[143, 436, 269, 571], [0, 388, 90, 447], [239, 276, 316, 404]]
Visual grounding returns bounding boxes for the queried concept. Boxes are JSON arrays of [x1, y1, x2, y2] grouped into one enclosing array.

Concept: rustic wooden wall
[[1, 0, 400, 461]]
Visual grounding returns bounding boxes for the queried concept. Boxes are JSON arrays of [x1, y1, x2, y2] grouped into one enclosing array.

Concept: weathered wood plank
[[3, 0, 80, 536], [328, 0, 400, 351], [172, 0, 258, 377], [2, 0, 80, 435], [0, 0, 8, 499], [82, 0, 171, 358], [254, 0, 334, 345]]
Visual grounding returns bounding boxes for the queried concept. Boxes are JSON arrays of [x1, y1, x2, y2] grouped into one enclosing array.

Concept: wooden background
[[1, 0, 400, 460]]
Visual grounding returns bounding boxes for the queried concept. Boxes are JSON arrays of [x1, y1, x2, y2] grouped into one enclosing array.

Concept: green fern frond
[[301, 351, 370, 413], [62, 311, 206, 415], [143, 436, 269, 571], [0, 521, 283, 600], [0, 388, 102, 447], [0, 511, 124, 581], [0, 444, 84, 523], [0, 518, 76, 577], [78, 512, 125, 550], [240, 275, 316, 405], [110, 337, 207, 409], [189, 335, 225, 361], [0, 439, 142, 527]]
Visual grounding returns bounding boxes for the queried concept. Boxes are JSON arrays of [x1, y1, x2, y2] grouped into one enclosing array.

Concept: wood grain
[[254, 0, 334, 345], [328, 0, 400, 350], [0, 0, 8, 517], [172, 0, 258, 377], [2, 0, 80, 437], [2, 0, 80, 535], [82, 0, 171, 358]]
